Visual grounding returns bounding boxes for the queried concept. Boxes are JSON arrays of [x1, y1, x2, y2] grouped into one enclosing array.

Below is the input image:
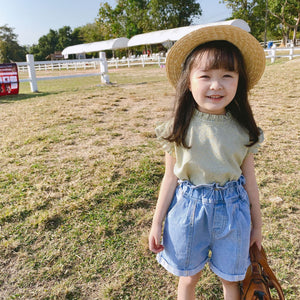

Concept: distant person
[[148, 25, 265, 299]]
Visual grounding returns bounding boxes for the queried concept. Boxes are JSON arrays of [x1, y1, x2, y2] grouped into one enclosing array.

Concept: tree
[[0, 25, 26, 62], [221, 0, 266, 40], [97, 2, 122, 39], [29, 27, 83, 60], [57, 26, 74, 51], [267, 0, 300, 45], [222, 0, 300, 45], [30, 29, 59, 60], [76, 23, 104, 43], [96, 0, 202, 39], [148, 0, 202, 30]]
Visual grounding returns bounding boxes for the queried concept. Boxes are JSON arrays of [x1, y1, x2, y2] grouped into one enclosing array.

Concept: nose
[[210, 79, 223, 90]]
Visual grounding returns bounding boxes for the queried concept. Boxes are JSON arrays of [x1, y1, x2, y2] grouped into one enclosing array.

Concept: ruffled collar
[[193, 109, 232, 122]]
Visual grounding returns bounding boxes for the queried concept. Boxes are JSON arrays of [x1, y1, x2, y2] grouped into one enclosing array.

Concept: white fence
[[264, 46, 300, 63], [17, 54, 166, 92], [17, 58, 100, 72], [17, 55, 166, 73], [17, 53, 110, 92], [107, 54, 166, 68], [16, 47, 298, 93]]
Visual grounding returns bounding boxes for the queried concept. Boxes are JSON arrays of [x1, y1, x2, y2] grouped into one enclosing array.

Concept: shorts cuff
[[209, 261, 249, 282], [157, 253, 207, 277]]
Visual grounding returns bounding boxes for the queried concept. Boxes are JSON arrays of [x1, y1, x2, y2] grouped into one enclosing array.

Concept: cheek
[[188, 78, 196, 93], [229, 80, 239, 94]]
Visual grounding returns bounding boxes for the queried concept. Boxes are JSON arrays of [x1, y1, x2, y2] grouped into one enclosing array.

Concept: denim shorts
[[157, 176, 251, 282]]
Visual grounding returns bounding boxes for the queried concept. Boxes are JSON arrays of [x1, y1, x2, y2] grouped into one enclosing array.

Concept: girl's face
[[189, 51, 239, 115]]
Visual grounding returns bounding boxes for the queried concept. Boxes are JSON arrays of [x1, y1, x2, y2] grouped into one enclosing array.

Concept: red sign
[[0, 63, 19, 96]]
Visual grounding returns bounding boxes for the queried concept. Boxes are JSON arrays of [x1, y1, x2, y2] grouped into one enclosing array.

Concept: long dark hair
[[166, 40, 260, 148]]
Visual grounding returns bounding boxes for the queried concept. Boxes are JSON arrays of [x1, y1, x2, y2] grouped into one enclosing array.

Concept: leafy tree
[[30, 29, 59, 60], [222, 0, 300, 45], [148, 0, 202, 30], [57, 26, 74, 50], [221, 0, 266, 40], [267, 0, 300, 45], [76, 23, 105, 43], [97, 2, 120, 39], [96, 0, 202, 39], [29, 26, 83, 60], [0, 24, 26, 62]]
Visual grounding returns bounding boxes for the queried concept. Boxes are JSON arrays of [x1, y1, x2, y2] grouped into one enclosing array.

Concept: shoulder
[[155, 119, 175, 155]]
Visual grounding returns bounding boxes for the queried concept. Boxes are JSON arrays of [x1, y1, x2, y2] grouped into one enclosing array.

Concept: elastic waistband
[[177, 176, 246, 204], [178, 175, 245, 190]]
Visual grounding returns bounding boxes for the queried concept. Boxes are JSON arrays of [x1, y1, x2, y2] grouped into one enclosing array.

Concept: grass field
[[0, 59, 299, 299]]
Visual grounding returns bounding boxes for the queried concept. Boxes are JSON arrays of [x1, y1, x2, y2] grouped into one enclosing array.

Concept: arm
[[241, 153, 263, 250], [149, 152, 178, 253]]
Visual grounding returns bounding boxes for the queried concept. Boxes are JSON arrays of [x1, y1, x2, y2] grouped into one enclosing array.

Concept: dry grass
[[0, 60, 299, 299]]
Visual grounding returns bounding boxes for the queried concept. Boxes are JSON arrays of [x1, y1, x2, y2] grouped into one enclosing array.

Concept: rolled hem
[[210, 261, 250, 282], [156, 254, 207, 277]]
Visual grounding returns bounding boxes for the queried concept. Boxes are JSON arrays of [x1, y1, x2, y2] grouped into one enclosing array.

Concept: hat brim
[[166, 25, 265, 90]]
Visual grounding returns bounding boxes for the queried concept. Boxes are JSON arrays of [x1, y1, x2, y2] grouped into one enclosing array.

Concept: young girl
[[149, 25, 266, 300]]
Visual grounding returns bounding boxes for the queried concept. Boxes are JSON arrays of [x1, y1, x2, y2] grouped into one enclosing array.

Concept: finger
[[250, 238, 262, 251], [255, 241, 262, 251], [149, 236, 164, 253], [152, 244, 164, 254], [149, 236, 158, 251]]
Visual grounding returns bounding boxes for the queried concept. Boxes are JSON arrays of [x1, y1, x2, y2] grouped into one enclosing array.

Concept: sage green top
[[156, 110, 263, 186]]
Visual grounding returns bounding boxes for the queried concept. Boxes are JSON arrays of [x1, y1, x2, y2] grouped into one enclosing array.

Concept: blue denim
[[157, 176, 251, 282]]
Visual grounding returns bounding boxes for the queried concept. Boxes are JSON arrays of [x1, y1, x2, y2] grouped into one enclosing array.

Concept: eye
[[200, 75, 210, 79], [223, 74, 233, 78]]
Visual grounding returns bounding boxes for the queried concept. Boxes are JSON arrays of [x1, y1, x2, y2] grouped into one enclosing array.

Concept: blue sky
[[0, 0, 231, 46]]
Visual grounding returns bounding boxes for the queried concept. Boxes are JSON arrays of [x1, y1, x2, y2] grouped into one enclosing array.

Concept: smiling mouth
[[208, 95, 224, 100]]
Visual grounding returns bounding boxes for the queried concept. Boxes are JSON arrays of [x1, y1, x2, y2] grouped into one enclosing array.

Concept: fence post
[[289, 43, 294, 60], [26, 54, 38, 92], [271, 45, 276, 63], [99, 52, 110, 84], [142, 56, 145, 67]]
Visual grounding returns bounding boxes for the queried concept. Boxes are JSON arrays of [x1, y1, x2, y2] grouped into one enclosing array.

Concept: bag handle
[[250, 244, 285, 300]]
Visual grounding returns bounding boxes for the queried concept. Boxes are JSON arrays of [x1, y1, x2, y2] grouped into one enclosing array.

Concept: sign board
[[0, 63, 19, 96]]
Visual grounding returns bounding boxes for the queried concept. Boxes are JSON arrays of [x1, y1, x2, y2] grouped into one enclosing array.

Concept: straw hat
[[166, 25, 266, 90]]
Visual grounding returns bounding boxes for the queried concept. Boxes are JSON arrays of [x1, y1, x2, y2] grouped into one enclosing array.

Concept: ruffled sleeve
[[247, 128, 264, 154], [155, 121, 175, 156]]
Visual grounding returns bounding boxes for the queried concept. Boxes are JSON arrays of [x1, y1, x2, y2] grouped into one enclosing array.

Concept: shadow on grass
[[0, 91, 60, 104]]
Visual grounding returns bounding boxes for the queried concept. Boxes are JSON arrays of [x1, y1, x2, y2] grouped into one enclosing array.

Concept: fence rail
[[17, 53, 110, 92], [264, 46, 300, 63], [107, 55, 166, 68], [16, 53, 166, 92], [17, 58, 101, 72], [17, 47, 298, 74], [16, 47, 299, 93], [17, 55, 166, 73]]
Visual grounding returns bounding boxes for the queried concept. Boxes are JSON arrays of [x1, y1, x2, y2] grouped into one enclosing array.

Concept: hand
[[149, 223, 164, 253], [250, 226, 262, 250]]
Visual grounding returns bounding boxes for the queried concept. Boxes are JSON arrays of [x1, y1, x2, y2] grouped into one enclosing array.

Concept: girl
[[149, 25, 266, 300]]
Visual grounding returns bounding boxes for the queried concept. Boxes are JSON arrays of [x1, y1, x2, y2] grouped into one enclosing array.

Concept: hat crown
[[166, 25, 265, 90]]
